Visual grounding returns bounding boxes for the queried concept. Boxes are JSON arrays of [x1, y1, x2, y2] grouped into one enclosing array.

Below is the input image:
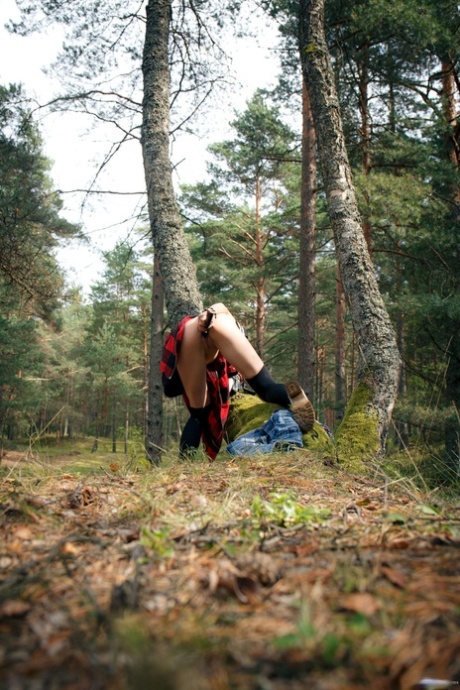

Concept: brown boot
[[285, 381, 315, 433]]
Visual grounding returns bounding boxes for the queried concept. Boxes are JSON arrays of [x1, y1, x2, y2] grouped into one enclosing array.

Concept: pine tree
[[181, 91, 300, 369], [0, 83, 79, 438]]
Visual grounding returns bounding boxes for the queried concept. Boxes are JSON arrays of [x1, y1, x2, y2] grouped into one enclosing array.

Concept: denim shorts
[[226, 409, 303, 456]]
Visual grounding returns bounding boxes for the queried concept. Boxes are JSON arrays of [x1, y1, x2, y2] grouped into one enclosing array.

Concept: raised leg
[[176, 316, 210, 408], [176, 307, 315, 434]]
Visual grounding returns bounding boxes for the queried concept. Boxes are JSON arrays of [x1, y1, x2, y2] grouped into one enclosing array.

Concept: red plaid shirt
[[160, 316, 238, 460]]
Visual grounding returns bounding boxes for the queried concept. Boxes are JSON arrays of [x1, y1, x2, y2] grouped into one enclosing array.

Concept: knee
[[211, 311, 236, 335], [209, 303, 233, 320]]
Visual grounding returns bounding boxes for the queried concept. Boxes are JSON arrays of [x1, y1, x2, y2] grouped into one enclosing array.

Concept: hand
[[198, 307, 217, 336]]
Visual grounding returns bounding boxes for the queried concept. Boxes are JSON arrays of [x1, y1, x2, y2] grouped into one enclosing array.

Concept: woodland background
[[1, 0, 459, 481], [1, 3, 460, 689]]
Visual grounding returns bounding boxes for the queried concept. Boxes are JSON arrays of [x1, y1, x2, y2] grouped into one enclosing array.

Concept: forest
[[0, 1, 459, 688], [1, 0, 459, 476]]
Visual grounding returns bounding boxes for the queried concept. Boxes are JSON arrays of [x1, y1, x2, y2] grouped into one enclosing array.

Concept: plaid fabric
[[160, 316, 238, 461], [160, 316, 193, 380]]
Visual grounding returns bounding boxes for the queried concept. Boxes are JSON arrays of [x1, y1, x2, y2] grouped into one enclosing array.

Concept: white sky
[[0, 0, 280, 295]]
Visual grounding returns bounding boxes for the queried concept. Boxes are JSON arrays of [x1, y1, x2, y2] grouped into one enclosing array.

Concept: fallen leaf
[[13, 525, 33, 540], [190, 493, 207, 508], [339, 592, 381, 616], [81, 487, 94, 505], [60, 541, 80, 555], [8, 539, 24, 554], [165, 482, 184, 495], [1, 600, 31, 617], [290, 540, 320, 557], [381, 564, 408, 588], [0, 556, 13, 569], [236, 552, 282, 586], [205, 558, 259, 604]]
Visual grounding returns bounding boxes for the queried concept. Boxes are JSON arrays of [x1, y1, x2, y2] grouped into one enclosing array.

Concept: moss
[[335, 383, 380, 469], [226, 394, 278, 440], [226, 394, 335, 458], [303, 423, 336, 457]]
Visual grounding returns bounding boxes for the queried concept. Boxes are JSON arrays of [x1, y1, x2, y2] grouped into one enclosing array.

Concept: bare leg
[[205, 313, 263, 378], [206, 311, 315, 431], [177, 307, 315, 434], [176, 316, 210, 408], [177, 311, 264, 408]]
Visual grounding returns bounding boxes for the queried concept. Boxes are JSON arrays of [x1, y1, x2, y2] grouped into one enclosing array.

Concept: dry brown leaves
[[0, 450, 459, 690]]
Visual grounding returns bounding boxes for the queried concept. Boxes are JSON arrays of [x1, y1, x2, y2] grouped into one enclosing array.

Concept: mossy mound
[[226, 394, 279, 440], [335, 383, 380, 469], [226, 393, 335, 457]]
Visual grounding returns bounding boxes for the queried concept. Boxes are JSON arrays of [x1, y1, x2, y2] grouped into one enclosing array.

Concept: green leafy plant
[[251, 491, 331, 526], [139, 525, 174, 559]]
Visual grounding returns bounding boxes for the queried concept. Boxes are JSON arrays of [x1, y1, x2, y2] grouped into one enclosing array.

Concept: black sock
[[179, 406, 210, 455], [246, 366, 290, 407]]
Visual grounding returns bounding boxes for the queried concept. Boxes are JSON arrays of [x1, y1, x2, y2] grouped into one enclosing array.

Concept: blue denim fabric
[[226, 409, 303, 456]]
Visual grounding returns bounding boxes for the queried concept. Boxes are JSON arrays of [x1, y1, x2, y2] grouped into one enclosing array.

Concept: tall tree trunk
[[335, 266, 346, 425], [124, 405, 129, 455], [298, 0, 401, 458], [145, 254, 165, 465], [254, 175, 266, 357], [142, 0, 202, 329], [358, 39, 372, 252], [111, 395, 117, 453], [442, 58, 460, 176], [297, 76, 316, 400], [142, 0, 203, 465], [441, 56, 460, 471]]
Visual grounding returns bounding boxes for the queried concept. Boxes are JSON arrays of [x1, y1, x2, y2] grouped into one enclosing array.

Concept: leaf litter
[[0, 447, 459, 690]]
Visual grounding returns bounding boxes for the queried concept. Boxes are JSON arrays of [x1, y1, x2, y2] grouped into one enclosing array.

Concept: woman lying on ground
[[161, 303, 315, 460]]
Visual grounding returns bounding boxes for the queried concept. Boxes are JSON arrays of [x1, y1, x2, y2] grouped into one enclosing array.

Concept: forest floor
[[0, 439, 459, 690]]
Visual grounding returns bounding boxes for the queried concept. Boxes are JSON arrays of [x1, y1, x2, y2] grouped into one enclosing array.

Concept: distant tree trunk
[[299, 0, 401, 459], [335, 266, 346, 424], [111, 396, 117, 453], [254, 175, 266, 357], [441, 56, 460, 470], [442, 58, 460, 176], [142, 0, 202, 329], [64, 375, 74, 439], [297, 76, 316, 400], [145, 254, 164, 465], [124, 405, 129, 455]]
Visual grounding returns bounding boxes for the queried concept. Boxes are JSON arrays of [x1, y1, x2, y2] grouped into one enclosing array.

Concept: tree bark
[[145, 254, 164, 465], [297, 76, 316, 400], [254, 175, 266, 358], [335, 265, 346, 424], [442, 58, 460, 176], [441, 56, 460, 470], [298, 0, 401, 454], [142, 0, 204, 464], [142, 0, 202, 329], [358, 39, 372, 253]]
